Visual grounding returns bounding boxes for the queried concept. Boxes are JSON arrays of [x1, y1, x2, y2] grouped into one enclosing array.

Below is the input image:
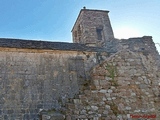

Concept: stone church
[[0, 8, 159, 120]]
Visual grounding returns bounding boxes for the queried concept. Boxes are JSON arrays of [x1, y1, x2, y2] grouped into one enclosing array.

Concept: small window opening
[[78, 25, 81, 37], [74, 31, 77, 38], [77, 24, 82, 42], [96, 28, 103, 40]]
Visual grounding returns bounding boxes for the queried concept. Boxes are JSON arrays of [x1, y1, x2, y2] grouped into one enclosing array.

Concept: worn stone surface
[[66, 50, 160, 120], [0, 48, 109, 120]]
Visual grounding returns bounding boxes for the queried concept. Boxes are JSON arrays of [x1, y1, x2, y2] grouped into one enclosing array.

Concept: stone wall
[[105, 36, 160, 56], [66, 49, 160, 120], [0, 36, 159, 120], [0, 47, 109, 120]]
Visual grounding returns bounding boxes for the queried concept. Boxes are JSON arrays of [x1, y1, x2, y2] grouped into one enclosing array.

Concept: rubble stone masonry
[[0, 8, 159, 120]]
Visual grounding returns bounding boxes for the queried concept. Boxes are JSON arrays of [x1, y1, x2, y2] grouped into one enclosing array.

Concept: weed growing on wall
[[105, 62, 118, 87]]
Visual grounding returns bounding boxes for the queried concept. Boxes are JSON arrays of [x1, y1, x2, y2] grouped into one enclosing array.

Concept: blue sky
[[0, 0, 160, 52]]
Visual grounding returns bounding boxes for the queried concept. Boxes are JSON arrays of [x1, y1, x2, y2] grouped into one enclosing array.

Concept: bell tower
[[72, 7, 114, 47]]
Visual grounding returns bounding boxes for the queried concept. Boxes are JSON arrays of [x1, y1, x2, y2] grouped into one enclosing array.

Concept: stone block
[[99, 89, 107, 93], [91, 106, 98, 111], [93, 80, 99, 86]]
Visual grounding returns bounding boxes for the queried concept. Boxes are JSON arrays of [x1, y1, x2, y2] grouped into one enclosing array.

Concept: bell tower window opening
[[96, 28, 103, 40], [74, 31, 77, 38], [78, 25, 81, 36], [77, 24, 82, 42]]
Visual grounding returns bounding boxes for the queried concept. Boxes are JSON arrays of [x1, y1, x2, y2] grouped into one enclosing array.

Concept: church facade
[[0, 8, 159, 120]]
